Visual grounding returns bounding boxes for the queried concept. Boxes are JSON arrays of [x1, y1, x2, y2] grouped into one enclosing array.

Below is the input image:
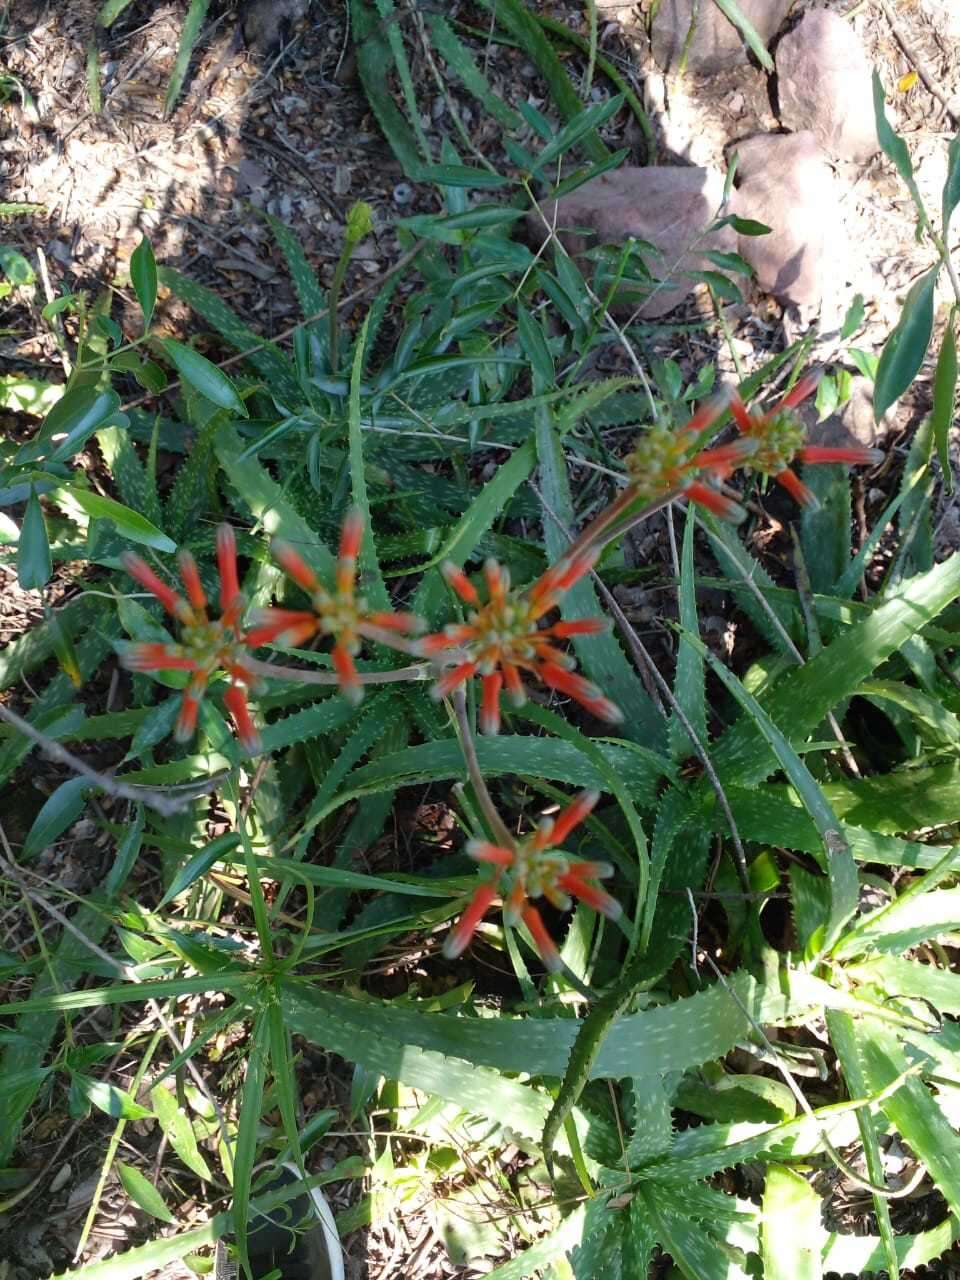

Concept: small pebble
[[393, 182, 414, 206]]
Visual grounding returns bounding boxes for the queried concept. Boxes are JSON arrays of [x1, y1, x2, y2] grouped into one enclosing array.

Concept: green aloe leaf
[[762, 1165, 823, 1280], [860, 1018, 960, 1223]]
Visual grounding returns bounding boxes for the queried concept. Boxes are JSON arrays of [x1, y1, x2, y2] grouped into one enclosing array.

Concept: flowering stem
[[242, 657, 430, 686], [452, 688, 514, 849]]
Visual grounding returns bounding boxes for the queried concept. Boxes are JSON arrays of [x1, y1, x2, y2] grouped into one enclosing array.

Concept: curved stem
[[452, 688, 514, 848], [243, 657, 429, 686]]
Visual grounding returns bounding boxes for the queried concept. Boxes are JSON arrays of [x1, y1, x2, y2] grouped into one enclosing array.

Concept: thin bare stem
[[530, 481, 750, 892], [0, 702, 211, 817], [243, 657, 429, 686], [452, 688, 514, 849]]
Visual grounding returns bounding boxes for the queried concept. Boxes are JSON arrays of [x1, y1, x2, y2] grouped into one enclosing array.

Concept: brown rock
[[807, 377, 887, 449], [651, 0, 794, 73], [535, 165, 736, 318], [731, 132, 841, 312], [775, 11, 879, 162]]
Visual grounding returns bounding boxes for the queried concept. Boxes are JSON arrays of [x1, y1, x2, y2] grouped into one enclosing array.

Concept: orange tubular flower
[[246, 508, 424, 705], [624, 397, 757, 522], [729, 374, 884, 509], [418, 555, 621, 734], [443, 790, 622, 971], [120, 525, 262, 753]]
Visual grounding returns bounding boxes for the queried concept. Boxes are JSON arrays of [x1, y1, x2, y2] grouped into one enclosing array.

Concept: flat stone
[[651, 0, 794, 73], [806, 377, 889, 449], [731, 132, 841, 313], [776, 10, 879, 162], [534, 165, 736, 318]]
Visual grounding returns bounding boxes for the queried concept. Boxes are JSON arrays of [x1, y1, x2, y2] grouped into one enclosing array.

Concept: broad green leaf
[[58, 484, 175, 551], [822, 1217, 960, 1276], [18, 385, 121, 464], [160, 338, 247, 416], [73, 1075, 153, 1121], [0, 244, 35, 286], [22, 776, 89, 859], [762, 1165, 823, 1280], [932, 312, 957, 493], [116, 1160, 177, 1223], [97, 0, 136, 24], [150, 1084, 212, 1180], [874, 266, 938, 420], [17, 489, 51, 589], [130, 236, 157, 330]]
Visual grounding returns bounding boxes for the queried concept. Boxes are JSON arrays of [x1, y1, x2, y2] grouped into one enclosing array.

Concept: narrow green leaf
[[97, 0, 136, 25], [59, 484, 176, 551], [713, 0, 775, 70], [872, 70, 922, 208], [163, 0, 211, 117], [232, 1010, 269, 1273], [73, 1075, 154, 1121], [150, 1084, 212, 1179], [932, 312, 957, 493], [533, 94, 624, 172], [692, 634, 858, 943], [159, 833, 241, 907], [116, 1160, 177, 1223], [130, 236, 157, 331], [23, 777, 89, 859], [160, 338, 247, 416], [17, 489, 51, 589], [874, 267, 938, 421], [943, 130, 960, 236]]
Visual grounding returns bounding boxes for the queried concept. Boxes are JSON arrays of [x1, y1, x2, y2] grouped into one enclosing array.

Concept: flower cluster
[[620, 375, 882, 523], [727, 375, 884, 509], [120, 524, 261, 753], [624, 398, 756, 521], [417, 553, 622, 734], [443, 790, 621, 971], [247, 508, 423, 704]]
